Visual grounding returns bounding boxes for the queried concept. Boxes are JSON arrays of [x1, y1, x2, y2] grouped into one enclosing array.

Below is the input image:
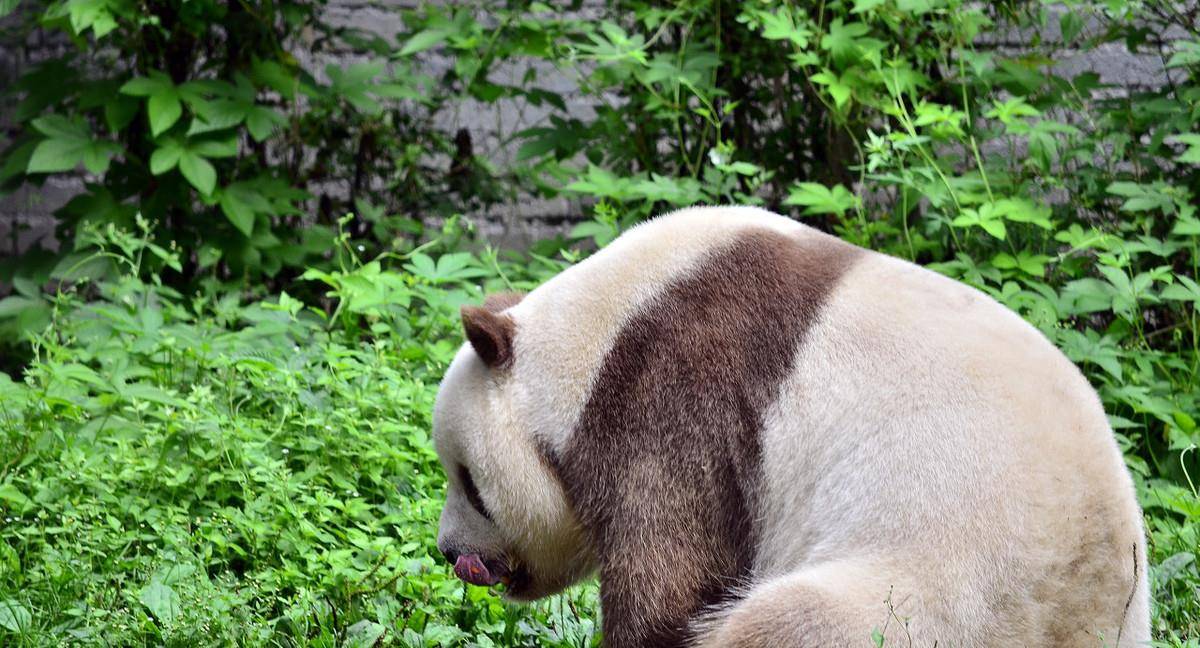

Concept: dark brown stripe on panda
[[552, 227, 860, 648]]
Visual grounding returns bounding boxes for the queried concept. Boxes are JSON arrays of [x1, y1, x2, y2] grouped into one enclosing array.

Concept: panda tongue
[[454, 553, 498, 586]]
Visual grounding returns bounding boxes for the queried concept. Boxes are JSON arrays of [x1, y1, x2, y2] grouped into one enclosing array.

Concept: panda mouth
[[501, 562, 533, 597], [454, 553, 505, 586], [453, 553, 530, 590]]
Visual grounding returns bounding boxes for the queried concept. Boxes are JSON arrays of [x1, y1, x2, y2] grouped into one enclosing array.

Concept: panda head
[[432, 293, 594, 601]]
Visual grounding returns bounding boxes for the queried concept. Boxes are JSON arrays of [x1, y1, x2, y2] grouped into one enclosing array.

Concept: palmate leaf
[[26, 115, 121, 175], [121, 73, 184, 136], [784, 182, 859, 217], [66, 0, 116, 37]]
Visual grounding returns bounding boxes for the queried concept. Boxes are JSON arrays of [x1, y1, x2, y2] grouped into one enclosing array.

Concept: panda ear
[[461, 305, 516, 370]]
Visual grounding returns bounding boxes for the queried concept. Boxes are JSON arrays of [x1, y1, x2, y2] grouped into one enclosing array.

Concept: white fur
[[508, 206, 805, 455], [434, 206, 1150, 645], [706, 240, 1149, 646]]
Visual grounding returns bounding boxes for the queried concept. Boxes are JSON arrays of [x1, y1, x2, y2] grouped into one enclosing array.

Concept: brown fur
[[461, 305, 516, 369], [547, 229, 861, 648]]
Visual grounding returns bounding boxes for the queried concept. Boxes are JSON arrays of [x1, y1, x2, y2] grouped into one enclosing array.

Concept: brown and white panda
[[432, 206, 1150, 647]]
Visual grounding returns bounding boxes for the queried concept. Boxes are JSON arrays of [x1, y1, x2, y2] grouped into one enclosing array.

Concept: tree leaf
[[120, 75, 171, 97], [148, 91, 183, 136], [191, 137, 239, 158], [150, 142, 182, 175], [30, 115, 86, 140], [81, 141, 120, 175], [218, 187, 257, 236], [27, 138, 88, 173], [245, 107, 284, 142], [178, 152, 216, 195]]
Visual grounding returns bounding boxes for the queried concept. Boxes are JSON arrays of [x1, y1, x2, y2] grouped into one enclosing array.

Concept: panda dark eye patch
[[458, 465, 492, 522]]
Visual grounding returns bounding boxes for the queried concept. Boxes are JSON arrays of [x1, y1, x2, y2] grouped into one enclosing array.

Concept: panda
[[432, 206, 1150, 647]]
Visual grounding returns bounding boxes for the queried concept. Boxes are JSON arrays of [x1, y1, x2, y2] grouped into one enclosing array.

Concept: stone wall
[[0, 2, 1180, 256]]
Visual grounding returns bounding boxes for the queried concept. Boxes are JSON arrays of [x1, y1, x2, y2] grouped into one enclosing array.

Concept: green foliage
[[0, 0, 533, 304], [0, 222, 594, 646]]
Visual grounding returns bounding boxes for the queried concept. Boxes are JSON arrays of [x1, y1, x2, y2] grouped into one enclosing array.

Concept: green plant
[[0, 0, 540, 344], [0, 221, 595, 646]]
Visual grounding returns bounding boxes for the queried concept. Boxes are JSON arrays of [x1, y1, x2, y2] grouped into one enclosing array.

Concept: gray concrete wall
[[0, 2, 1180, 256]]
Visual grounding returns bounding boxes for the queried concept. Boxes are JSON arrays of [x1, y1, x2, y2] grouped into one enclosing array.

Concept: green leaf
[[992, 251, 1049, 277], [1171, 134, 1200, 165], [250, 58, 296, 98], [0, 0, 20, 18], [399, 29, 450, 56], [1161, 275, 1200, 303], [120, 75, 172, 97], [245, 107, 284, 142], [191, 137, 238, 158], [516, 135, 558, 162], [104, 97, 139, 132], [139, 581, 180, 623], [67, 0, 116, 37], [218, 186, 261, 236], [951, 203, 1007, 240], [0, 599, 31, 632], [150, 141, 183, 175], [31, 115, 86, 140], [148, 90, 183, 136], [81, 141, 120, 174], [0, 483, 31, 509], [820, 19, 871, 68], [811, 70, 852, 108], [27, 137, 88, 173], [1174, 215, 1200, 237], [852, 0, 885, 13], [784, 182, 860, 217], [758, 9, 811, 47], [178, 152, 216, 195], [344, 620, 387, 648], [0, 140, 35, 184]]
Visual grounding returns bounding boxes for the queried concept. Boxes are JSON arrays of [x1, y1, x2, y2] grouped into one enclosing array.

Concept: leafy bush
[[0, 221, 597, 646], [0, 0, 538, 348]]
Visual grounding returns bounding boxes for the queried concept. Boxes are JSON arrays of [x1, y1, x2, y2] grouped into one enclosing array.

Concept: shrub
[[0, 221, 598, 646]]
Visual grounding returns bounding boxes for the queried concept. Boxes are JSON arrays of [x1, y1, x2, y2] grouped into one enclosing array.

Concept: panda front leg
[[688, 558, 934, 648]]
